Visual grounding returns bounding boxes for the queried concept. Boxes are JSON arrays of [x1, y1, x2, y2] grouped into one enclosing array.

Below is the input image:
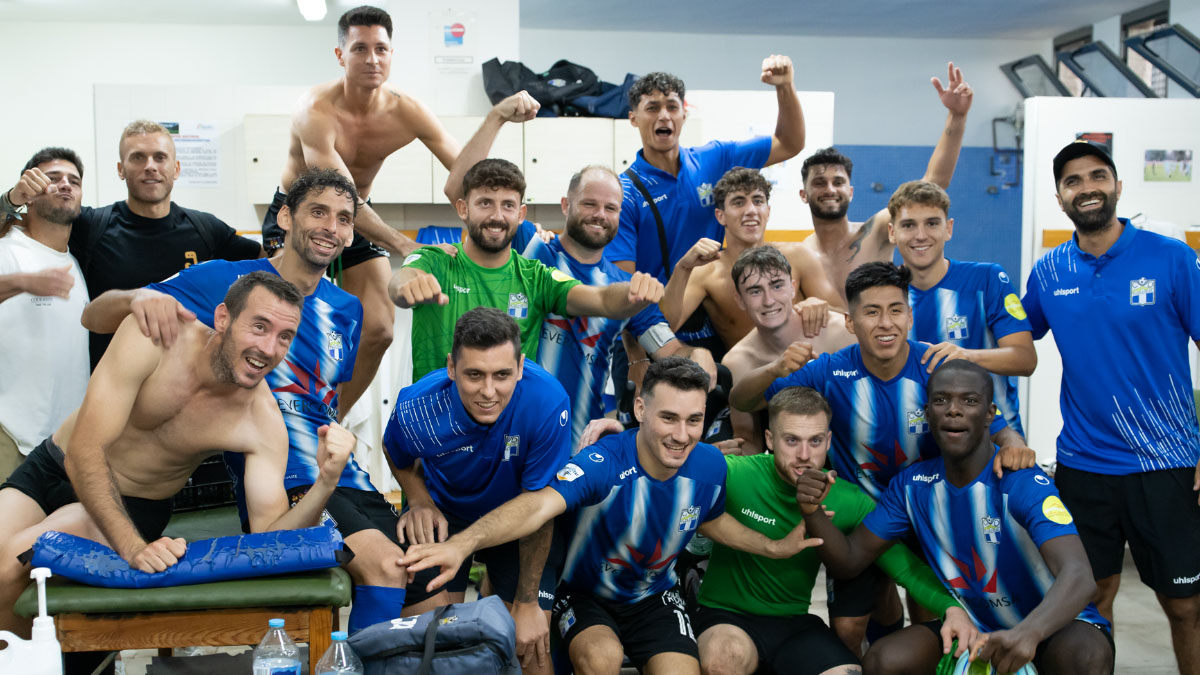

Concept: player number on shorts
[[673, 609, 695, 639]]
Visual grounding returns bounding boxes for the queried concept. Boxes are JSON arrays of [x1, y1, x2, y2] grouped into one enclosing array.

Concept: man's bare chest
[[331, 114, 419, 170]]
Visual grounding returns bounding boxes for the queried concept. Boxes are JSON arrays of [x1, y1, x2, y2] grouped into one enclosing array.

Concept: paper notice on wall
[[431, 11, 476, 75], [162, 121, 220, 187]]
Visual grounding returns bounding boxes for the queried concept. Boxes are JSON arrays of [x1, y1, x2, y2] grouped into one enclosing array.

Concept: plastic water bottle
[[315, 631, 363, 674], [252, 618, 301, 675]]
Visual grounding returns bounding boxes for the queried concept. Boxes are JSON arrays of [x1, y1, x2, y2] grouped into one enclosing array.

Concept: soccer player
[[400, 358, 821, 675], [3, 121, 261, 368], [887, 180, 1035, 434], [661, 167, 843, 350], [80, 169, 407, 634], [389, 158, 664, 381], [607, 57, 805, 284], [523, 164, 716, 450], [800, 63, 973, 304], [383, 307, 570, 673], [0, 148, 89, 481], [797, 360, 1114, 675], [695, 386, 974, 675], [721, 246, 856, 454], [1022, 140, 1200, 674]]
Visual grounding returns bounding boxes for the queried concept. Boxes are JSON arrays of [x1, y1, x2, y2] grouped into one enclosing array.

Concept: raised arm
[[388, 266, 448, 309], [660, 238, 720, 330], [443, 91, 539, 204], [242, 420, 354, 533], [920, 331, 1036, 377], [565, 272, 663, 320], [63, 315, 178, 572], [761, 55, 805, 166], [400, 487, 568, 592]]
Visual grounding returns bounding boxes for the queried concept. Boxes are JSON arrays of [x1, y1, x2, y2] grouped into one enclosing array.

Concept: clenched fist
[[761, 54, 795, 87]]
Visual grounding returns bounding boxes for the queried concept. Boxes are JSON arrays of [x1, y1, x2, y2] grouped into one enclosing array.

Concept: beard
[[466, 218, 516, 254], [564, 212, 616, 251], [291, 228, 341, 271], [210, 328, 265, 390], [808, 198, 849, 221], [1064, 191, 1118, 234], [32, 199, 80, 225]]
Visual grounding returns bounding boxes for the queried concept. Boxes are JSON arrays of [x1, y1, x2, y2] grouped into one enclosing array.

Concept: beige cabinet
[[243, 114, 291, 203], [521, 118, 614, 204]]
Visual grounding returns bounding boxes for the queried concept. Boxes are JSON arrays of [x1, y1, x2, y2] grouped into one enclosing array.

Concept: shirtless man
[[661, 167, 843, 350], [801, 63, 974, 304], [722, 246, 855, 454], [264, 5, 463, 415], [0, 271, 354, 634]]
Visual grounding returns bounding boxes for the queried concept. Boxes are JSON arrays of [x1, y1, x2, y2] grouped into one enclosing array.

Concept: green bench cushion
[[14, 567, 350, 618]]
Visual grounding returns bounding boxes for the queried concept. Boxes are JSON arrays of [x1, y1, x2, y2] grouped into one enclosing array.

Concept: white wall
[[519, 29, 1047, 147], [0, 0, 518, 209]]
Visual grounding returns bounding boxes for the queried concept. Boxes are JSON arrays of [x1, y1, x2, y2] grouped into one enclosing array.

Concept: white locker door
[[523, 119, 614, 204], [243, 114, 291, 203]]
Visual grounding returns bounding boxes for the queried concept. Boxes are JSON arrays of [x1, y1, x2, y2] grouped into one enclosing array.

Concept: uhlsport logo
[[503, 435, 520, 462], [945, 314, 969, 340], [678, 506, 701, 532], [906, 409, 929, 435], [1130, 278, 1156, 306], [508, 293, 529, 318], [326, 332, 344, 362], [982, 515, 1001, 545], [697, 182, 714, 207], [1053, 287, 1079, 297], [741, 508, 776, 526]]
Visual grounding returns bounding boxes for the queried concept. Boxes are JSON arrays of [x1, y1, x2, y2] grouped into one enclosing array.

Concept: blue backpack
[[348, 595, 519, 674]]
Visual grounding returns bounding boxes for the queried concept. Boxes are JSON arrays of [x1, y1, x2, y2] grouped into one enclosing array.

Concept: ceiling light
[[297, 0, 327, 21]]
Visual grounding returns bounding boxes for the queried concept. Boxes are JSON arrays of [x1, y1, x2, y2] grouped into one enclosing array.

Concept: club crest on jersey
[[982, 516, 1001, 544], [508, 293, 529, 318], [697, 182, 714, 207], [906, 410, 929, 435], [503, 435, 520, 462], [945, 314, 969, 340], [1130, 278, 1155, 306], [326, 332, 344, 361], [678, 506, 701, 532]]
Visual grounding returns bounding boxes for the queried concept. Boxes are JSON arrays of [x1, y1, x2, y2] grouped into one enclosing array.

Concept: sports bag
[[348, 595, 519, 674]]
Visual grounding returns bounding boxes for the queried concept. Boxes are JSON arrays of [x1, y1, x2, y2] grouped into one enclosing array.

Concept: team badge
[[389, 616, 419, 630], [945, 314, 969, 340], [503, 435, 520, 462], [550, 269, 575, 283], [558, 608, 576, 637], [678, 506, 701, 532], [1130, 278, 1155, 306], [1004, 293, 1027, 320], [1041, 496, 1073, 525], [982, 516, 1001, 545], [697, 182, 714, 207], [326, 332, 344, 362], [906, 410, 929, 435], [556, 463, 584, 482], [508, 293, 529, 319]]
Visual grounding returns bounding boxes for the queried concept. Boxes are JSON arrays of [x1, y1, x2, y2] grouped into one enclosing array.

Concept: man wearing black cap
[[1021, 140, 1200, 673]]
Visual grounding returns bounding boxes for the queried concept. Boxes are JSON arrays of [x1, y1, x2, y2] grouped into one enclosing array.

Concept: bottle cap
[[269, 618, 285, 628], [332, 631, 348, 641]]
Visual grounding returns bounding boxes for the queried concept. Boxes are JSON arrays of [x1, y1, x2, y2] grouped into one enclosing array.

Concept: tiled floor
[[116, 548, 1177, 674]]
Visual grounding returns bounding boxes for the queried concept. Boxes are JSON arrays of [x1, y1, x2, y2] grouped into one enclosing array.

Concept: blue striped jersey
[[863, 450, 1110, 634], [147, 258, 373, 492], [551, 429, 726, 603], [908, 260, 1030, 436], [382, 361, 571, 523], [1023, 221, 1200, 475], [523, 236, 675, 450], [765, 342, 1007, 500]]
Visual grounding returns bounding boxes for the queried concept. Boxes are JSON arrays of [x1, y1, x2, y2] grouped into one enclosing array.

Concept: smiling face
[[926, 368, 996, 461], [1056, 155, 1122, 234], [117, 133, 179, 205], [459, 187, 525, 254], [336, 24, 392, 88], [734, 266, 795, 331], [845, 285, 911, 362], [448, 343, 524, 425], [717, 188, 771, 246], [800, 164, 853, 221], [211, 287, 300, 389], [563, 172, 622, 251], [29, 158, 83, 225], [889, 203, 953, 272], [280, 187, 355, 271], [635, 383, 706, 476], [630, 90, 686, 155], [766, 411, 831, 487]]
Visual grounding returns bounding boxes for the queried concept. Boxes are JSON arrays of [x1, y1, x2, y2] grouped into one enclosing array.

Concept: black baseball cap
[[1053, 140, 1117, 184]]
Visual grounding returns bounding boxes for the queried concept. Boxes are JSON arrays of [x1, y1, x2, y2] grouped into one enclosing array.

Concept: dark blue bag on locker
[[571, 73, 638, 119], [347, 595, 519, 674]]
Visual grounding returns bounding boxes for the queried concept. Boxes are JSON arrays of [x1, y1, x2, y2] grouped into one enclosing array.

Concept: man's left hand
[[940, 606, 977, 658], [794, 297, 829, 338], [512, 600, 550, 672], [761, 54, 795, 87], [316, 423, 355, 484], [921, 341, 970, 373], [767, 520, 823, 558], [994, 444, 1037, 478], [932, 61, 973, 116], [970, 627, 1038, 674]]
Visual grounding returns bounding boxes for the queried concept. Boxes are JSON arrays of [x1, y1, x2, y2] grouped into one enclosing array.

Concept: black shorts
[[551, 586, 698, 670], [1056, 464, 1200, 597], [287, 484, 400, 543], [403, 511, 562, 611], [827, 562, 891, 618], [693, 606, 858, 675], [261, 189, 388, 270], [0, 437, 174, 541]]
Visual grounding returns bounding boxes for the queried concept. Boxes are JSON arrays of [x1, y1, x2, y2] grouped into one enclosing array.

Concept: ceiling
[[0, 0, 1158, 39]]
